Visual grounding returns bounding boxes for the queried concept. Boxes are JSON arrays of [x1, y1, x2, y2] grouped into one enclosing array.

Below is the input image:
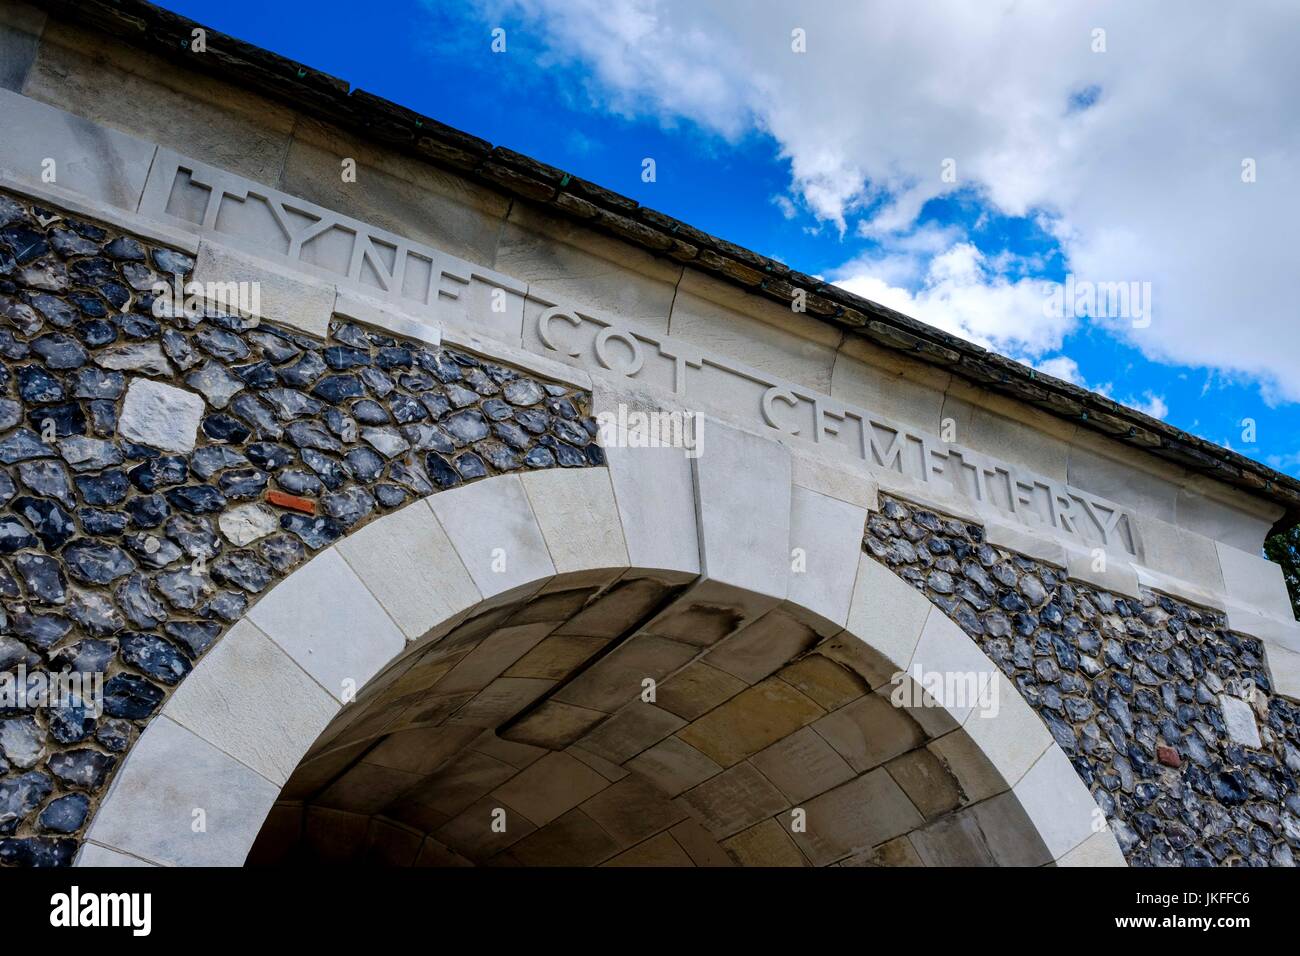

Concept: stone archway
[[76, 456, 1123, 867]]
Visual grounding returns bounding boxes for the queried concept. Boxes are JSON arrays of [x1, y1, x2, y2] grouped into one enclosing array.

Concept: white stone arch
[[75, 419, 1125, 867]]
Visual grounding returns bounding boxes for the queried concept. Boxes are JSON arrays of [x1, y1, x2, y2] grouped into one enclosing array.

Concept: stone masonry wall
[[5, 182, 1299, 869], [866, 495, 1300, 867], [0, 189, 601, 866]]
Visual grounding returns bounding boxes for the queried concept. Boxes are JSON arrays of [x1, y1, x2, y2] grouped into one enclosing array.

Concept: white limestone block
[[906, 608, 997, 725], [0, 88, 155, 210], [194, 239, 335, 336], [74, 843, 157, 867], [983, 519, 1068, 569], [1012, 745, 1102, 861], [961, 670, 1053, 788], [844, 554, 931, 678], [427, 474, 555, 600], [1217, 542, 1295, 621], [692, 417, 792, 601], [1218, 693, 1262, 749], [789, 446, 879, 512], [521, 467, 629, 576], [787, 485, 867, 628], [164, 620, 340, 785], [594, 378, 700, 576], [1130, 512, 1226, 596], [247, 549, 406, 702], [336, 500, 483, 642], [1226, 604, 1300, 654], [118, 377, 205, 453], [1063, 542, 1141, 599], [83, 716, 279, 867], [1263, 641, 1300, 703], [1055, 828, 1129, 867]]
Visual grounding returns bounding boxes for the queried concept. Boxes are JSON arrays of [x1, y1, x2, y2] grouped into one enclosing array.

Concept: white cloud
[[1130, 391, 1170, 420], [1033, 355, 1086, 385], [482, 0, 1300, 402], [832, 242, 1072, 358]]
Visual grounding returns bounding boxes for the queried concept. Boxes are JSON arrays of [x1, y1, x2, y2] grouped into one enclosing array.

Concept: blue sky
[[163, 0, 1298, 478]]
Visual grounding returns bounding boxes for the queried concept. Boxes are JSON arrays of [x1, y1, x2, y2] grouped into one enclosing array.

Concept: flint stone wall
[[0, 189, 601, 866], [866, 495, 1300, 867]]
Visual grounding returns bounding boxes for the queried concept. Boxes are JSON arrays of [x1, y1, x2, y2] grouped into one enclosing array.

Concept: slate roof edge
[[30, 0, 1300, 535]]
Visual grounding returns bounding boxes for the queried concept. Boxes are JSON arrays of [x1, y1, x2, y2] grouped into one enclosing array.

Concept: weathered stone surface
[[62, 540, 136, 584], [0, 428, 55, 464], [503, 378, 544, 406], [0, 773, 54, 834], [53, 409, 111, 454], [321, 485, 375, 528], [219, 503, 279, 546], [38, 794, 90, 834], [102, 674, 165, 721], [0, 399, 21, 432], [196, 326, 250, 362], [165, 620, 222, 657], [128, 456, 188, 493], [31, 333, 88, 370], [230, 395, 283, 440], [13, 553, 67, 604], [361, 426, 409, 458], [153, 248, 194, 275], [119, 633, 192, 685], [95, 342, 172, 376], [18, 364, 65, 403], [1219, 694, 1262, 749], [66, 589, 125, 635], [0, 719, 46, 771], [444, 409, 490, 445], [11, 497, 76, 550], [212, 551, 275, 593], [118, 378, 206, 453], [186, 360, 244, 409], [279, 513, 344, 549], [165, 485, 227, 514], [190, 445, 250, 479], [46, 750, 115, 789], [70, 368, 125, 399]]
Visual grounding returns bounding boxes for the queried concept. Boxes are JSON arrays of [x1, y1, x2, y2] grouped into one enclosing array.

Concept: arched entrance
[[75, 425, 1124, 867]]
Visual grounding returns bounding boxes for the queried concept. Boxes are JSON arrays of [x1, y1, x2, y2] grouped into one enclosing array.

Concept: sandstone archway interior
[[248, 572, 1048, 866]]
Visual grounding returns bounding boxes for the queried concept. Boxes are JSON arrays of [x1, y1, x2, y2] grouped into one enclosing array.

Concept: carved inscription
[[530, 304, 1139, 556], [139, 150, 525, 340], [139, 150, 1140, 556]]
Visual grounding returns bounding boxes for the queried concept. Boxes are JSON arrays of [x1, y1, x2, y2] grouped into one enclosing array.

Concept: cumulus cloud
[[1133, 392, 1170, 420], [1033, 355, 1088, 386], [833, 243, 1071, 357], [478, 0, 1300, 403]]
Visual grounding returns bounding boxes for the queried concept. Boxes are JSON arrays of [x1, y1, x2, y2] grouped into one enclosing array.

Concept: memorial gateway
[[1, 0, 1299, 869]]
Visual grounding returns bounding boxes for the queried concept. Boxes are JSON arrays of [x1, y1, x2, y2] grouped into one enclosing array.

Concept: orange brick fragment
[[266, 489, 316, 514]]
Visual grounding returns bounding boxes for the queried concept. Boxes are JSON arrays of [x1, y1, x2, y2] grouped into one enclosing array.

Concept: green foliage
[[1264, 526, 1300, 618]]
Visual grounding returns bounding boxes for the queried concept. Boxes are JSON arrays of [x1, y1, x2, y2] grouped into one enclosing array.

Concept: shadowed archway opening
[[247, 568, 1051, 867]]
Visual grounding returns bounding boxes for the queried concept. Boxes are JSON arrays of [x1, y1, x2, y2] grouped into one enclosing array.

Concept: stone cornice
[[30, 0, 1300, 533]]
